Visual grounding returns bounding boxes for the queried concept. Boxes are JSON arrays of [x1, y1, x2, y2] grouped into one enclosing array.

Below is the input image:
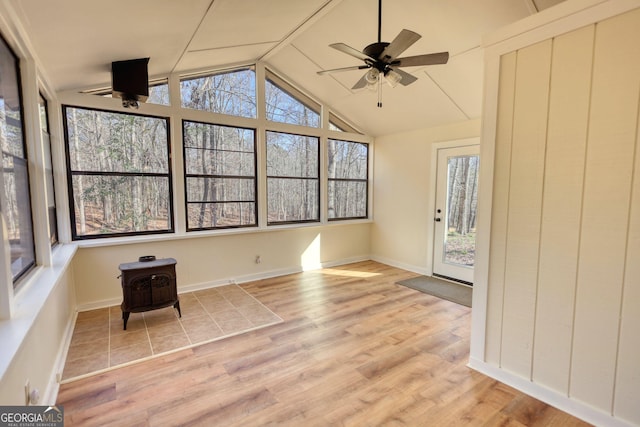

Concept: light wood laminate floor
[[62, 285, 282, 381], [57, 261, 591, 426]]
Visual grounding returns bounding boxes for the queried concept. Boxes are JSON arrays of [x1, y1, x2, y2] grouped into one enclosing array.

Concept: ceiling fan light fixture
[[385, 69, 402, 88], [318, 0, 449, 107], [365, 68, 380, 85]]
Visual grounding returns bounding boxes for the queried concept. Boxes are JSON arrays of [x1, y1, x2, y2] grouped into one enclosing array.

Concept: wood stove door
[[127, 276, 152, 308], [150, 273, 175, 305]]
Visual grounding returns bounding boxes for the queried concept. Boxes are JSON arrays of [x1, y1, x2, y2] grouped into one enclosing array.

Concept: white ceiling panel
[[7, 0, 556, 135], [176, 43, 278, 73], [188, 0, 328, 51], [332, 74, 468, 136], [266, 45, 352, 104], [12, 0, 212, 90], [426, 48, 485, 119]]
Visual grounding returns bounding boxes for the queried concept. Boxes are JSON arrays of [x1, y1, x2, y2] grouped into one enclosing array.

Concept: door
[[433, 144, 480, 284]]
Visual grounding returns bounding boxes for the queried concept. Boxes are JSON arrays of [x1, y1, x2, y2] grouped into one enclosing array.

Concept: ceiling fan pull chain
[[377, 76, 383, 108]]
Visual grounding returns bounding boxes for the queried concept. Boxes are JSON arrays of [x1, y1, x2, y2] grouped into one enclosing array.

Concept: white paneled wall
[[482, 7, 640, 425], [532, 24, 593, 393]]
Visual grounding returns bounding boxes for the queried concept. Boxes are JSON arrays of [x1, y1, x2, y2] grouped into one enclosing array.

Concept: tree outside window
[[266, 131, 319, 224], [328, 139, 368, 220], [183, 121, 257, 230], [0, 34, 36, 284], [64, 107, 173, 239], [180, 68, 256, 118]]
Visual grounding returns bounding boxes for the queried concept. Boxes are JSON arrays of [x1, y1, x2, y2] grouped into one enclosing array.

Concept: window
[[63, 107, 173, 239], [265, 70, 320, 128], [180, 68, 256, 118], [266, 131, 319, 224], [86, 80, 170, 106], [328, 112, 360, 134], [39, 93, 57, 246], [328, 139, 368, 220], [328, 122, 343, 132], [183, 121, 256, 230], [148, 81, 170, 106], [0, 34, 36, 283]]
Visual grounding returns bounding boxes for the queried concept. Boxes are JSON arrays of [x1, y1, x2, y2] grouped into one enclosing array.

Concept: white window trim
[[56, 62, 373, 246]]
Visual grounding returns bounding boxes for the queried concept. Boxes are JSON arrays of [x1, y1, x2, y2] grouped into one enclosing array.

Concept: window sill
[[0, 244, 77, 380]]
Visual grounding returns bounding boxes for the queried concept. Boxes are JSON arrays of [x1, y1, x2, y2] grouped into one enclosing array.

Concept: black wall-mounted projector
[[111, 58, 149, 108]]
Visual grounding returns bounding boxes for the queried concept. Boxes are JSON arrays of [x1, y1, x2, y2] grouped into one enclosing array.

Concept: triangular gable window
[[265, 70, 320, 128]]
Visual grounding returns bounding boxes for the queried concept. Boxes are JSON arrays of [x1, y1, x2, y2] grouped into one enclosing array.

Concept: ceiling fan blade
[[317, 65, 370, 75], [352, 73, 369, 90], [393, 51, 449, 67], [380, 29, 421, 61], [330, 43, 372, 61], [390, 68, 418, 86]]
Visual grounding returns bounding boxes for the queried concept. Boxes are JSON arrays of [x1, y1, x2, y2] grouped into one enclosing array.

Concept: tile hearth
[[62, 284, 281, 381]]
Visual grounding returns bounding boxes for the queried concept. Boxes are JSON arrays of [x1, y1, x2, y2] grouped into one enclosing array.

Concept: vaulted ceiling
[[10, 0, 564, 136]]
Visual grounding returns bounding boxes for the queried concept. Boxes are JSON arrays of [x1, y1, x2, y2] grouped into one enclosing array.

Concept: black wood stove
[[118, 257, 181, 330]]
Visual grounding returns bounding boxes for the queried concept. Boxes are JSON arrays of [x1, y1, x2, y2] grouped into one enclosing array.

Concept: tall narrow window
[[0, 34, 36, 283], [265, 70, 320, 128], [63, 107, 173, 239], [183, 121, 256, 230], [266, 131, 319, 224], [180, 68, 256, 118], [39, 94, 57, 246], [328, 139, 368, 220]]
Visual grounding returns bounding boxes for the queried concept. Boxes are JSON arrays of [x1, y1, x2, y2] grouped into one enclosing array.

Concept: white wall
[[370, 119, 481, 273], [0, 251, 76, 405], [0, 2, 78, 406], [471, 3, 640, 426], [73, 223, 371, 309]]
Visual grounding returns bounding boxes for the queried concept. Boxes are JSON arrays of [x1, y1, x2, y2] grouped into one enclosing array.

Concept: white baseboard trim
[[468, 357, 635, 427], [76, 255, 372, 312], [369, 255, 430, 276]]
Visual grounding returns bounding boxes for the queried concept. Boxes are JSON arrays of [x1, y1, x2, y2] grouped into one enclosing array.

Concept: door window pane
[[444, 155, 479, 267]]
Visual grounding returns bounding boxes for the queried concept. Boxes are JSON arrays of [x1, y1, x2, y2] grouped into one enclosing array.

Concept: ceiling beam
[[170, 0, 217, 74], [258, 0, 346, 62]]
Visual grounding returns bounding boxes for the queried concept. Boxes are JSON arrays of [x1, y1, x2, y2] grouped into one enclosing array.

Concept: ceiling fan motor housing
[[364, 42, 390, 66]]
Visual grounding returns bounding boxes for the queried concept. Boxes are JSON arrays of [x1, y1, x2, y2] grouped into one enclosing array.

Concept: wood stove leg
[[123, 311, 130, 330], [174, 301, 182, 318]]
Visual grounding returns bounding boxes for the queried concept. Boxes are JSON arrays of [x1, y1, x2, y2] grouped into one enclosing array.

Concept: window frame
[[265, 130, 320, 226], [0, 33, 36, 285], [179, 67, 257, 118], [327, 139, 369, 221], [39, 92, 58, 247], [62, 105, 175, 240], [328, 112, 361, 134], [182, 119, 258, 231], [264, 69, 321, 128]]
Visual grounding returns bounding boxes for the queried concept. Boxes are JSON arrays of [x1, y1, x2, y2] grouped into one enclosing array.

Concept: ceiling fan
[[317, 0, 449, 107]]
